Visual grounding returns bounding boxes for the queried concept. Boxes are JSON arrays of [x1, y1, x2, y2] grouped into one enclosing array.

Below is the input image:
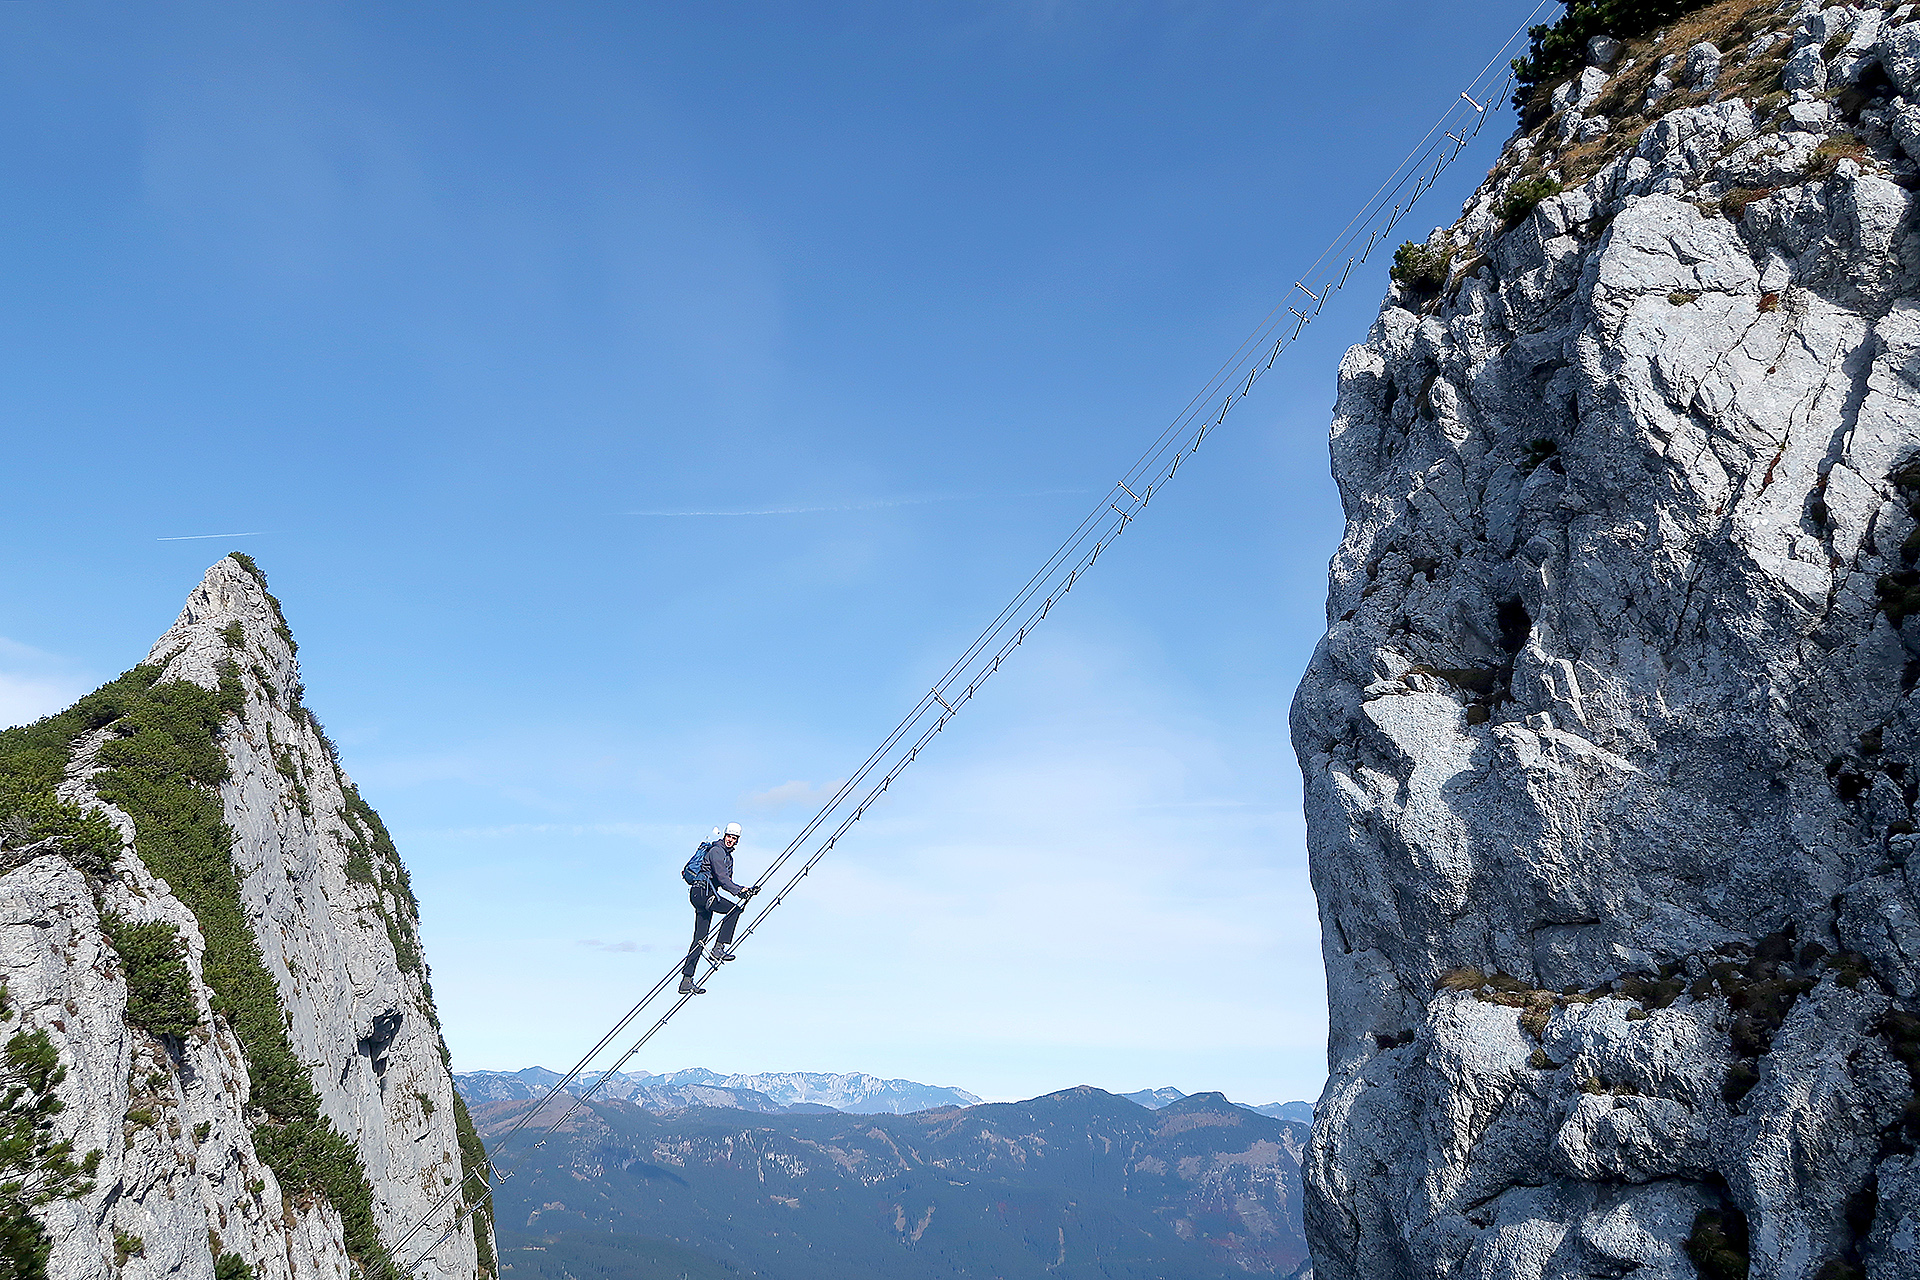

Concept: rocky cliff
[[1292, 2, 1920, 1277], [0, 556, 492, 1280]]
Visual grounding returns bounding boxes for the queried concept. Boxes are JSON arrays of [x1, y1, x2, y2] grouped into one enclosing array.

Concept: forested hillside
[[478, 1087, 1310, 1280]]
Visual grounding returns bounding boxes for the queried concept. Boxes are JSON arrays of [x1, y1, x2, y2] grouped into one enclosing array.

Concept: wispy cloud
[[576, 939, 650, 953], [623, 490, 1083, 517], [425, 630, 1322, 1102], [156, 532, 266, 541], [0, 638, 94, 731], [405, 821, 668, 840], [745, 779, 847, 811]]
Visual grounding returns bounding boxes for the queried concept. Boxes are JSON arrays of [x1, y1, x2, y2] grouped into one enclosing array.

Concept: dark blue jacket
[[705, 839, 749, 896]]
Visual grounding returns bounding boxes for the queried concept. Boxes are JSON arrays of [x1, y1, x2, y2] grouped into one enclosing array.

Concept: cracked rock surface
[[1293, 3, 1920, 1278]]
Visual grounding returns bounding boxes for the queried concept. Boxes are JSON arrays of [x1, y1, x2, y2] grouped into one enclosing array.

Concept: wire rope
[[385, 8, 1559, 1273]]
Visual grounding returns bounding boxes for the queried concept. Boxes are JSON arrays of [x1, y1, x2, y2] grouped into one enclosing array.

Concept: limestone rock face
[[1292, 4, 1920, 1278], [0, 557, 490, 1280]]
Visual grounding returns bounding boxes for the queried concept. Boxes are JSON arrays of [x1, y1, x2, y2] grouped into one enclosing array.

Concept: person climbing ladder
[[680, 822, 758, 994]]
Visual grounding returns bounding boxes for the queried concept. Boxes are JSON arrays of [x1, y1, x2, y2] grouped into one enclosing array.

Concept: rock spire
[[0, 555, 491, 1280]]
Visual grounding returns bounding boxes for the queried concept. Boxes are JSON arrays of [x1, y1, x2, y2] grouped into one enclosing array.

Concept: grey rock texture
[[0, 558, 489, 1280], [1293, 3, 1920, 1279]]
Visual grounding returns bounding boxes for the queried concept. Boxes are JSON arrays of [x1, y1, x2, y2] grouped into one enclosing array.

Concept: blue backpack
[[682, 840, 716, 888]]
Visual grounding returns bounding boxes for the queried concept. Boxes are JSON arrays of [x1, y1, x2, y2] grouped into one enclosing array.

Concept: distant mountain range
[[472, 1085, 1311, 1280], [1123, 1086, 1314, 1123], [454, 1066, 982, 1115], [456, 1069, 1314, 1127]]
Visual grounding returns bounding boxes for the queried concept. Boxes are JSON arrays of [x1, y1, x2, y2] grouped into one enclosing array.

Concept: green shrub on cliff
[[0, 658, 396, 1279], [0, 665, 159, 877], [0, 984, 101, 1280], [83, 672, 396, 1278], [225, 553, 297, 655], [1512, 0, 1716, 119], [100, 916, 201, 1042], [0, 561, 483, 1280], [452, 1092, 497, 1277], [1496, 177, 1564, 225], [1390, 242, 1454, 291]]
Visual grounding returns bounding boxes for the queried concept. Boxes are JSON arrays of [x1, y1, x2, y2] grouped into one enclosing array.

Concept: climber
[[679, 822, 758, 995]]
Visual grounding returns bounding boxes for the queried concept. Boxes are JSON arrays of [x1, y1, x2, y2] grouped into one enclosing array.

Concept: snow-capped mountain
[[454, 1066, 980, 1115]]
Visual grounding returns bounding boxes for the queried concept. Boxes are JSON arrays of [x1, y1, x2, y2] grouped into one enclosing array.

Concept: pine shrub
[[84, 676, 397, 1277], [100, 916, 201, 1042], [1496, 177, 1564, 225], [451, 1092, 497, 1277], [0, 985, 101, 1280], [1390, 242, 1454, 291], [1513, 0, 1716, 121], [213, 1252, 255, 1280]]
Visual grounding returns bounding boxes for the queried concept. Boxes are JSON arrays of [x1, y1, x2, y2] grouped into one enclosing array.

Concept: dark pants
[[684, 884, 743, 977]]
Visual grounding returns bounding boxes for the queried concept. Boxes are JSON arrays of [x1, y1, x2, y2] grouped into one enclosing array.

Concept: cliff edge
[[1292, 2, 1920, 1277], [0, 556, 492, 1280]]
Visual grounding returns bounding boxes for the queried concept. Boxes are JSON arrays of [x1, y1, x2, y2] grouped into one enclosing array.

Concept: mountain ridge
[[477, 1082, 1311, 1279], [457, 1068, 1315, 1123], [454, 1065, 980, 1114], [1121, 1085, 1315, 1122]]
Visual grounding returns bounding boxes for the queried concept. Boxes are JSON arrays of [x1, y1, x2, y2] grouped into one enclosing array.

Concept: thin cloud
[[0, 638, 94, 730], [156, 531, 267, 541], [577, 939, 647, 953], [623, 490, 1083, 517], [406, 821, 665, 839], [746, 779, 848, 811]]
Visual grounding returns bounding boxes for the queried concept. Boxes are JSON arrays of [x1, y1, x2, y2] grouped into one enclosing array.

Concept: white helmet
[[724, 822, 742, 837]]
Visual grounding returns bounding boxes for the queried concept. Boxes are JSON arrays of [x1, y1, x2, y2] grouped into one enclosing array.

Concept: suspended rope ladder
[[385, 6, 1556, 1272]]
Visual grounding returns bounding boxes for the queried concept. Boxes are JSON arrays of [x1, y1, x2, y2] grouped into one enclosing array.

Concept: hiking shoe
[[677, 976, 705, 995], [711, 946, 735, 963]]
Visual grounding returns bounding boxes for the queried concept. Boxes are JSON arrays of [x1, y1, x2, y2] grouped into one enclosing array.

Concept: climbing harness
[[384, 4, 1558, 1272]]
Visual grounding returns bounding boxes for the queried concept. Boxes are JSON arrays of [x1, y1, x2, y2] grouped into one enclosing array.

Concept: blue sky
[[0, 0, 1542, 1105]]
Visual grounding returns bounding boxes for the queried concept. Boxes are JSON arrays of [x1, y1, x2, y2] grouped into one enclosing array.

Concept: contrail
[[156, 532, 266, 541], [623, 490, 1084, 517]]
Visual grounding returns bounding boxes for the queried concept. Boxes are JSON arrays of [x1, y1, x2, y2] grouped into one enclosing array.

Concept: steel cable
[[386, 9, 1558, 1272]]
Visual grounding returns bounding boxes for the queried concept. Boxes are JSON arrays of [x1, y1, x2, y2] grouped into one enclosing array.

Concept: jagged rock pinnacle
[[0, 555, 491, 1280]]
